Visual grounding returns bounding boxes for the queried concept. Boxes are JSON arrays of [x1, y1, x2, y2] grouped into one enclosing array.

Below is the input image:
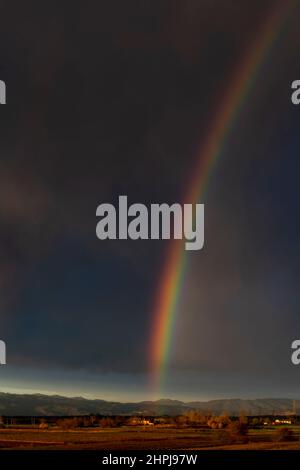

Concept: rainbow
[[149, 0, 296, 393]]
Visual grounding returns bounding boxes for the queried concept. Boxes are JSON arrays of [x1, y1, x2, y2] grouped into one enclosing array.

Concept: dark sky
[[0, 0, 300, 401]]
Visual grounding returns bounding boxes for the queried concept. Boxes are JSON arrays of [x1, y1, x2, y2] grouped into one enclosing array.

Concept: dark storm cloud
[[0, 0, 300, 399]]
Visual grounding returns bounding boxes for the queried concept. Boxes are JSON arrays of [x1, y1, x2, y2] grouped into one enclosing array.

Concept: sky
[[0, 0, 300, 402]]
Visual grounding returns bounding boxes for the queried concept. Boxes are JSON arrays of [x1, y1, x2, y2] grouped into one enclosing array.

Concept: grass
[[1, 425, 300, 450]]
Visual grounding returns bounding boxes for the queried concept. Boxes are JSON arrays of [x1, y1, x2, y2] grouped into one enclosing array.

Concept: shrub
[[225, 418, 248, 443], [57, 418, 82, 429], [99, 417, 117, 428], [227, 419, 248, 436], [39, 420, 49, 430]]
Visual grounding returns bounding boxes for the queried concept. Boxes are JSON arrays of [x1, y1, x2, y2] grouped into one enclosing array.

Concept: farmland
[[1, 425, 300, 450]]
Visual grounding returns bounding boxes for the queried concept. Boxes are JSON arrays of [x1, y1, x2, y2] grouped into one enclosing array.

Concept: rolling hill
[[0, 392, 297, 416]]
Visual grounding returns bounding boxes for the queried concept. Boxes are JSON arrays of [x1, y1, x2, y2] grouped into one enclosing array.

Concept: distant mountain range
[[0, 392, 298, 416]]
